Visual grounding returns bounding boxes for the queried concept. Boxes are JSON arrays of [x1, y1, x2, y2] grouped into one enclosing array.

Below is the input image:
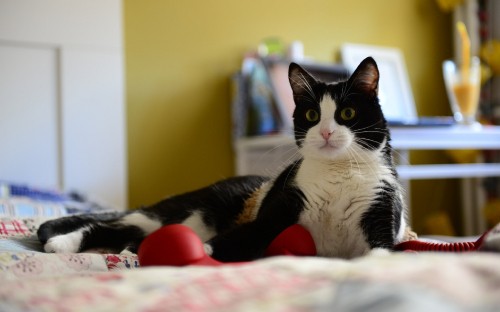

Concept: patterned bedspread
[[1, 217, 500, 311]]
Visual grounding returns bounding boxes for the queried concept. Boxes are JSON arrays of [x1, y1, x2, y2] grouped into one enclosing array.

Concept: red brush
[[394, 230, 490, 252]]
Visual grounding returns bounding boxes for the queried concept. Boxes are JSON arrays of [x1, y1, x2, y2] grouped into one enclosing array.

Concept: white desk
[[391, 125, 500, 235], [391, 125, 500, 179], [234, 125, 500, 235]]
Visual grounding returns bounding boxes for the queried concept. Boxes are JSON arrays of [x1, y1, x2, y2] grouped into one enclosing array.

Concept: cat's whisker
[[294, 127, 309, 135], [355, 137, 380, 144], [281, 143, 301, 160], [294, 94, 319, 105], [389, 148, 410, 166], [282, 159, 301, 190], [354, 127, 386, 133], [340, 76, 354, 101], [252, 141, 295, 161], [353, 124, 383, 133], [289, 75, 318, 104], [355, 137, 387, 150], [349, 145, 380, 179], [298, 73, 316, 100], [275, 146, 302, 172], [256, 142, 303, 176], [339, 77, 363, 101], [339, 81, 347, 100], [345, 147, 361, 175], [352, 119, 385, 132], [354, 130, 388, 137]]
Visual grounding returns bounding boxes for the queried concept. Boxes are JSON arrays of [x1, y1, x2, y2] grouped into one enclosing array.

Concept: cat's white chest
[[295, 159, 385, 259]]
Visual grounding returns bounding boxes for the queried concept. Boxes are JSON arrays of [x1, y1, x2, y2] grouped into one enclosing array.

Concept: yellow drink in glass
[[443, 57, 481, 125]]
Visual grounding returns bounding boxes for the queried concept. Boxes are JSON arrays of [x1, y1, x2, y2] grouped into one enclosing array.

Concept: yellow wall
[[124, 0, 454, 233]]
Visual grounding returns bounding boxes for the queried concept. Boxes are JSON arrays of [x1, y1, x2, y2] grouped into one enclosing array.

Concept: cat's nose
[[321, 129, 333, 140]]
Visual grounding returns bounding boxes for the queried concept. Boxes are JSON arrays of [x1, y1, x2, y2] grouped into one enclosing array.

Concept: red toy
[[138, 224, 317, 267], [138, 224, 491, 267], [394, 230, 490, 252]]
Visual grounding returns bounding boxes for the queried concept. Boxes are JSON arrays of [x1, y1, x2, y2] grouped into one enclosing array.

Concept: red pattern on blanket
[[1, 218, 500, 311]]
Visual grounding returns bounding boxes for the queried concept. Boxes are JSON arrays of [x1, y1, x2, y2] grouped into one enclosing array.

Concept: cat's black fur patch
[[208, 160, 306, 261], [360, 180, 403, 249], [138, 175, 268, 232]]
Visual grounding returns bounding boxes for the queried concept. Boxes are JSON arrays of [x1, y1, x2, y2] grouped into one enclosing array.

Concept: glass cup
[[442, 57, 481, 125]]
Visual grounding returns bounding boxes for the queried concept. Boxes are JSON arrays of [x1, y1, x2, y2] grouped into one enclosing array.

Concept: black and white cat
[[38, 57, 409, 261]]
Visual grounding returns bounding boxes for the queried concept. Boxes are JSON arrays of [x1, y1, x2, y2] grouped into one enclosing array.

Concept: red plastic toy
[[138, 224, 317, 267], [138, 224, 491, 267]]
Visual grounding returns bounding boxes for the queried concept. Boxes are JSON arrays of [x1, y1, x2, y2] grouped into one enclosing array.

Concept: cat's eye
[[340, 107, 356, 121], [305, 109, 319, 122]]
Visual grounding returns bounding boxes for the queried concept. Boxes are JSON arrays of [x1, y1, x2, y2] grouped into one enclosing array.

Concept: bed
[[1, 182, 500, 312], [3, 3, 500, 310]]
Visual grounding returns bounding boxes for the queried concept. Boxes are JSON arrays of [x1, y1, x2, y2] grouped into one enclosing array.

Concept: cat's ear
[[288, 63, 318, 103], [347, 57, 379, 98]]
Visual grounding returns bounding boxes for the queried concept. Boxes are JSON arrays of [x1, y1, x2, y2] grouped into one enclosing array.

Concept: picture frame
[[341, 43, 418, 124]]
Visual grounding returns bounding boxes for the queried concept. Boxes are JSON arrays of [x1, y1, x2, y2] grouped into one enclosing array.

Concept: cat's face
[[288, 57, 388, 161]]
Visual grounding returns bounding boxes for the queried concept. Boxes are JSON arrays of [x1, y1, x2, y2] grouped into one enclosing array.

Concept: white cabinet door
[[0, 0, 126, 209], [0, 44, 60, 188]]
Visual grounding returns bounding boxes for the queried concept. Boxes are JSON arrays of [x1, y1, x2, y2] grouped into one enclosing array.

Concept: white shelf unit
[[234, 125, 500, 235]]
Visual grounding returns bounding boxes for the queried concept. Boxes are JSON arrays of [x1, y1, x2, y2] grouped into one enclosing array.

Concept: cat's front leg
[[207, 170, 304, 262], [367, 247, 392, 257], [205, 220, 291, 262]]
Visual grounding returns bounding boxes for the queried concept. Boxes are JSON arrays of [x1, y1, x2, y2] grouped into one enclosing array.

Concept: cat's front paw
[[120, 248, 137, 256], [367, 247, 391, 257], [203, 243, 213, 256], [43, 232, 83, 253]]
